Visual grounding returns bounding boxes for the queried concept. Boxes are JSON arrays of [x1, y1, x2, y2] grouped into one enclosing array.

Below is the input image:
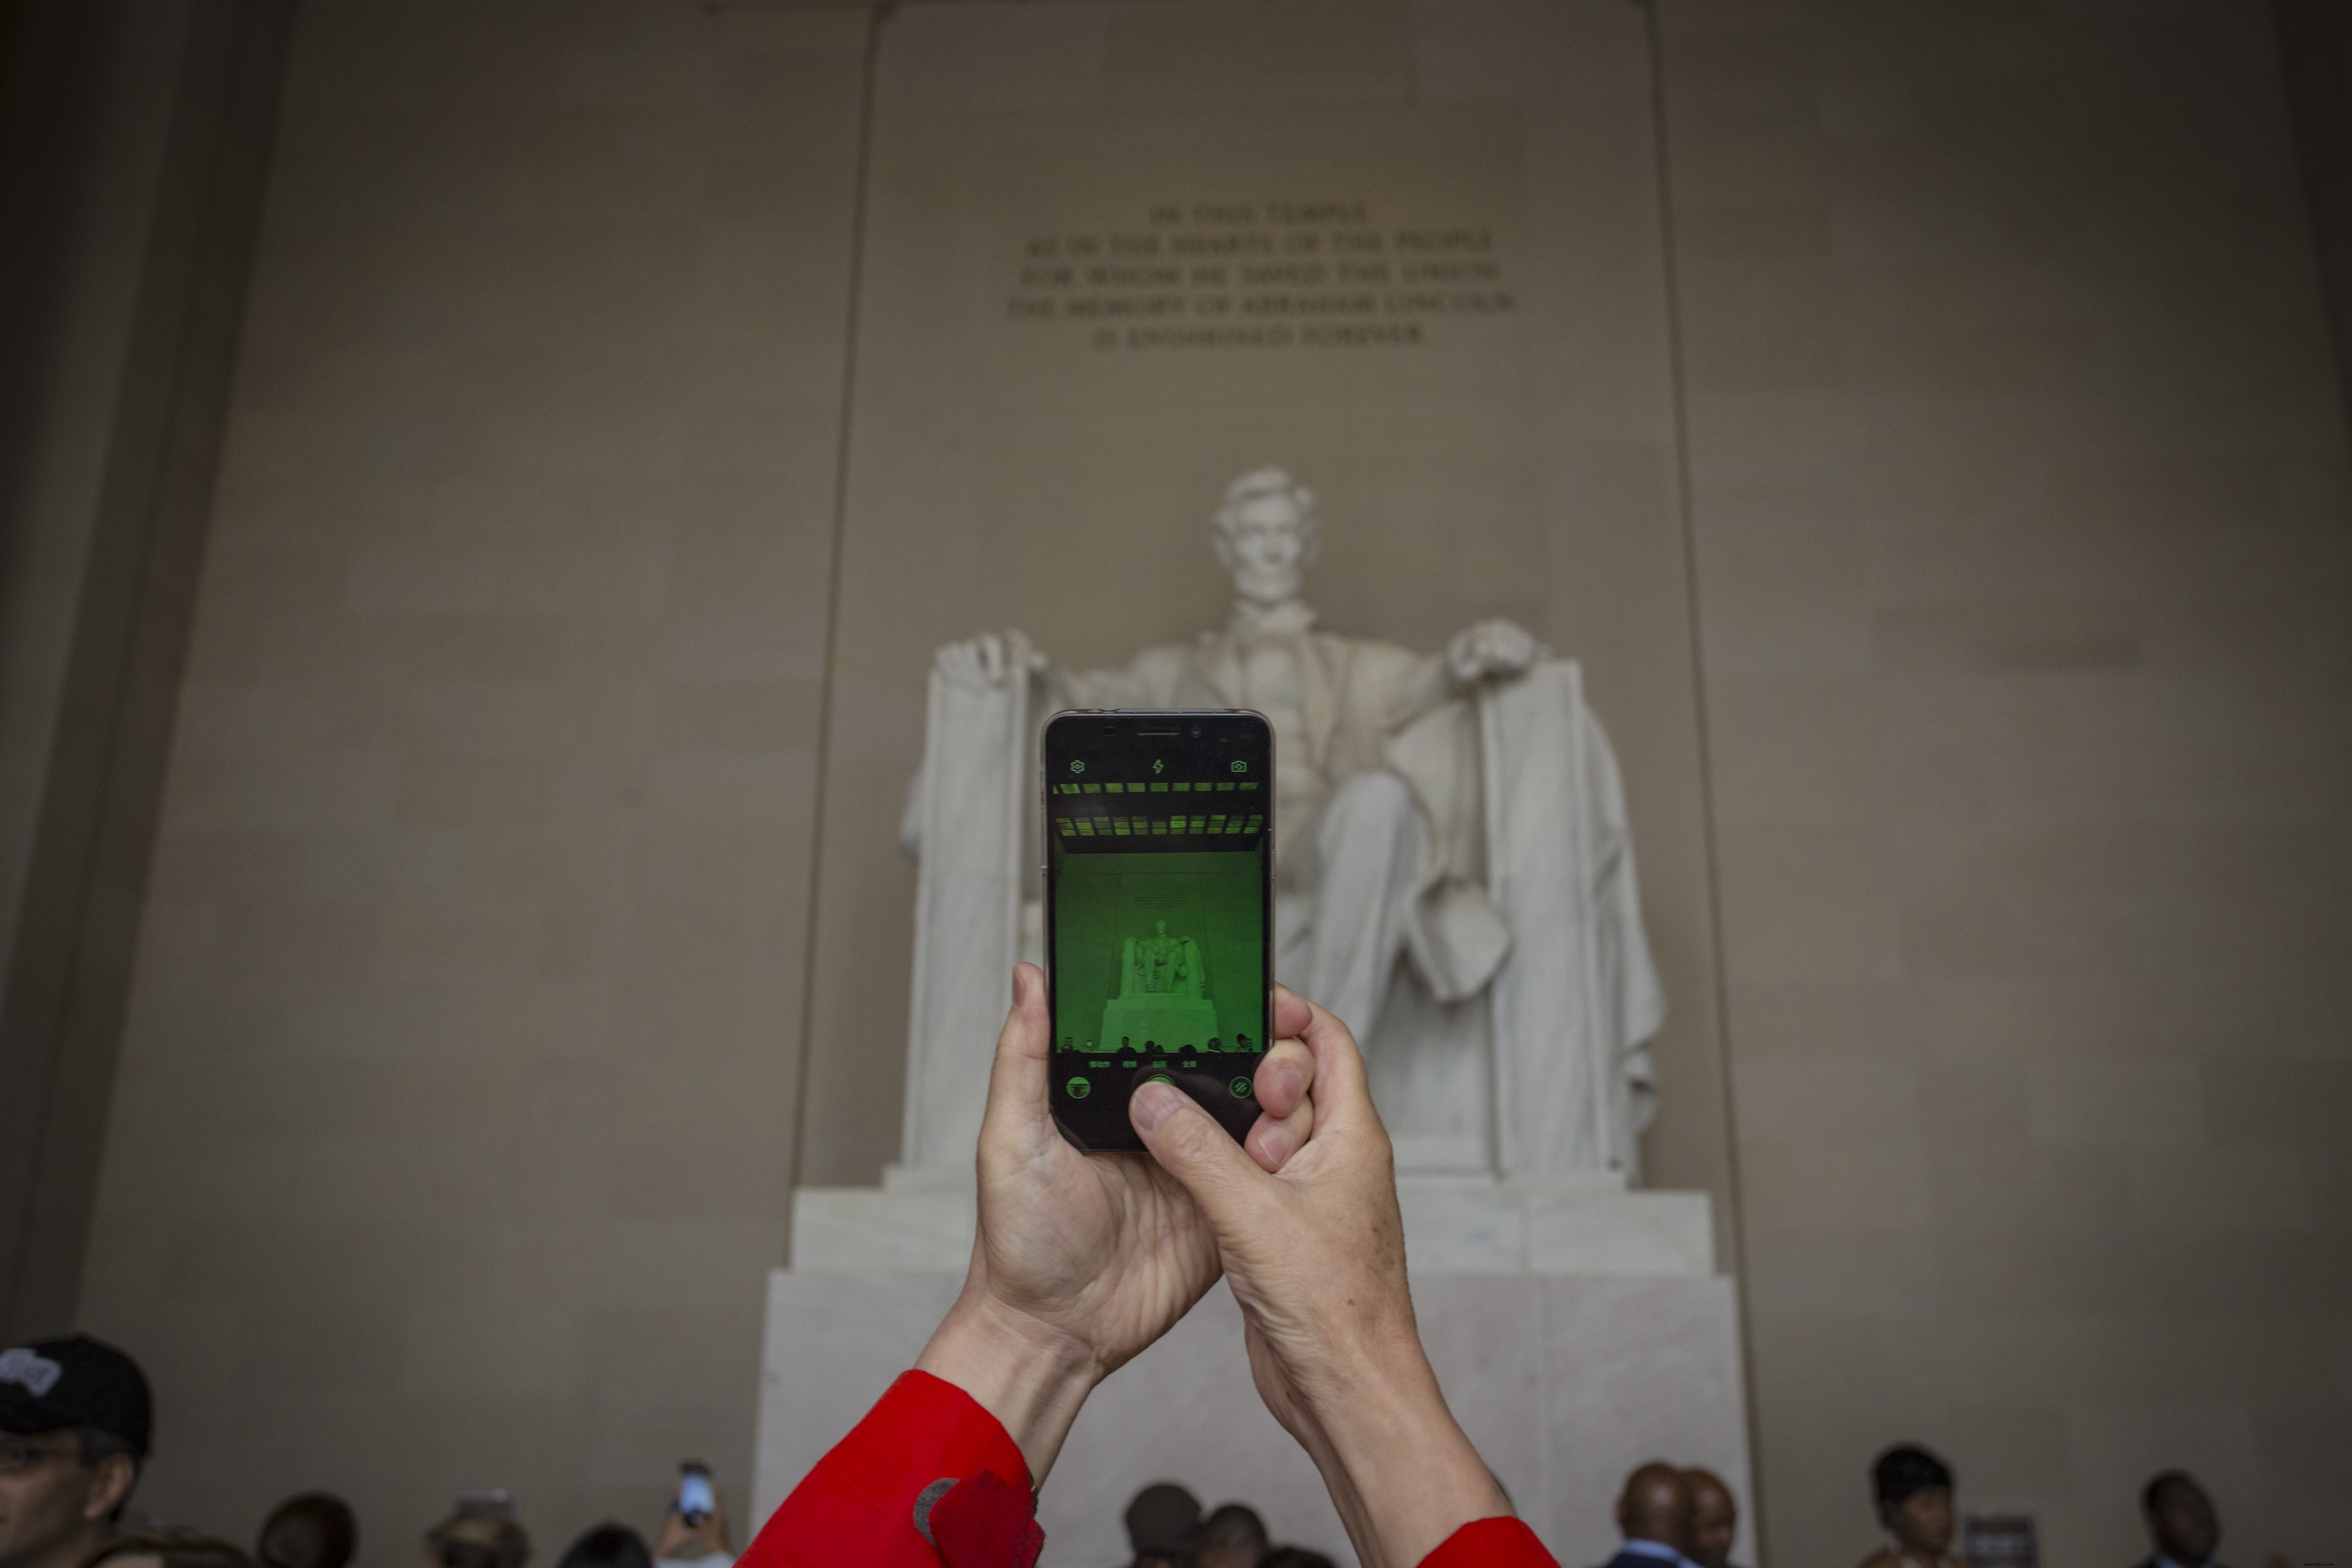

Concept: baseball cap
[[0, 1334, 153, 1454], [1123, 1482, 1204, 1555]]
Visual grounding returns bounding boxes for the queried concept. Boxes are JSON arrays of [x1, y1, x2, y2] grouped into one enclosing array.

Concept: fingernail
[[1011, 967, 1028, 1008], [1131, 1081, 1182, 1133], [1257, 1126, 1294, 1166], [1275, 1064, 1305, 1105]]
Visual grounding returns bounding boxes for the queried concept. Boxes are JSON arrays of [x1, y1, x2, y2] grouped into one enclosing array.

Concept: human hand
[[1446, 619, 1539, 683], [913, 964, 1320, 1485], [652, 1486, 732, 1560], [1128, 991, 1510, 1568], [936, 631, 1046, 691]]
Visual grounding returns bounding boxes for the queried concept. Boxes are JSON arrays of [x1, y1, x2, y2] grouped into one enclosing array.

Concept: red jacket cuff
[[742, 1369, 1035, 1568], [1419, 1516, 1560, 1568]]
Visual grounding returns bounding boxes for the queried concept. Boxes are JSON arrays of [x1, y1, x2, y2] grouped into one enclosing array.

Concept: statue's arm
[[1366, 619, 1542, 735], [1377, 648, 1458, 732], [1049, 660, 1146, 712]]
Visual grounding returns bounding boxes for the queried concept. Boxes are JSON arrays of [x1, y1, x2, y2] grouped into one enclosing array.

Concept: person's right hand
[[1128, 992, 1513, 1568]]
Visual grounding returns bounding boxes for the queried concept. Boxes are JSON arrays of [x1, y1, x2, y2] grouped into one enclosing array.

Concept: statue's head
[[1213, 466, 1319, 604], [1155, 919, 1167, 935]]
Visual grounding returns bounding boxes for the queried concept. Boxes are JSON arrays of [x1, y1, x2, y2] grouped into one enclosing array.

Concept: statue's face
[[1214, 490, 1314, 603], [1155, 920, 1167, 935]]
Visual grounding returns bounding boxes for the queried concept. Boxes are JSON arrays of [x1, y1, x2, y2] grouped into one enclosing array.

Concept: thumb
[[981, 964, 1051, 1135], [1131, 1080, 1262, 1219]]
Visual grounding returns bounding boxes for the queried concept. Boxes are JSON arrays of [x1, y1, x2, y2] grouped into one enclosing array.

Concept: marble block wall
[[64, 0, 870, 1547], [756, 1270, 1753, 1568], [1660, 2, 2352, 1564]]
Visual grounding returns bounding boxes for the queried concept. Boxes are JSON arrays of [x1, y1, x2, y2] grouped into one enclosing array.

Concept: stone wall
[[1661, 2, 2352, 1562], [70, 0, 867, 1539]]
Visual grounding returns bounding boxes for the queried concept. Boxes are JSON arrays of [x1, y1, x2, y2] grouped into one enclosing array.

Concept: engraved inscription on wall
[[1006, 200, 1515, 350]]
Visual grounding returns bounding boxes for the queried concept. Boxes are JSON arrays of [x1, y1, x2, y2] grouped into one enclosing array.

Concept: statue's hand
[[1447, 618, 1540, 682], [937, 630, 1046, 690]]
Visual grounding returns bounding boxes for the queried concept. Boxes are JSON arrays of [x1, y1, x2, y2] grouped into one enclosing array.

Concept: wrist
[[1308, 1342, 1511, 1568], [914, 1291, 1104, 1488]]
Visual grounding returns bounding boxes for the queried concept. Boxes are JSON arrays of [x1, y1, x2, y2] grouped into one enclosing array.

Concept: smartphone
[[676, 1462, 714, 1525], [1044, 708, 1274, 1152]]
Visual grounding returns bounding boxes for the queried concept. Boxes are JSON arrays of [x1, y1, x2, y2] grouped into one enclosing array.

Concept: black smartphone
[[1044, 708, 1274, 1152], [675, 1461, 714, 1525]]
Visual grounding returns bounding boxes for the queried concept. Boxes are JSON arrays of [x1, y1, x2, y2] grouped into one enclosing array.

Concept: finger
[[1293, 996, 1379, 1133], [980, 963, 1052, 1138], [1244, 1087, 1315, 1173], [1131, 1079, 1265, 1221], [1272, 984, 1313, 1041], [1252, 1036, 1314, 1119]]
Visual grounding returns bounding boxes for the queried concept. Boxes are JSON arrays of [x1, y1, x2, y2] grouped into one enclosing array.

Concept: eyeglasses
[[0, 1439, 82, 1476]]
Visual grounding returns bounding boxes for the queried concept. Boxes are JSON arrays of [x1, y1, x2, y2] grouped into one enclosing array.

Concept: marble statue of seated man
[[932, 466, 1538, 1046], [1099, 919, 1220, 1054], [902, 465, 1663, 1181]]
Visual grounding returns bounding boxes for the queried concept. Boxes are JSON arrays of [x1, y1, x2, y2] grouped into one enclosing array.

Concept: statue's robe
[[899, 618, 1665, 1182]]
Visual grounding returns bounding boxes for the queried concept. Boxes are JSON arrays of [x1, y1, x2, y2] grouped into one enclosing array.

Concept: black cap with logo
[[0, 1335, 152, 1455]]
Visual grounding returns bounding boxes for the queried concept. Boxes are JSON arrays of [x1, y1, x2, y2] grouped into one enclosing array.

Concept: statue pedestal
[[756, 1176, 1751, 1567], [787, 1167, 1716, 1277]]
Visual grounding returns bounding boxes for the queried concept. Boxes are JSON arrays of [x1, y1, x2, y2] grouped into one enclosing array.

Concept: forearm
[[1296, 1345, 1513, 1568], [914, 1292, 1102, 1487], [1379, 651, 1458, 732]]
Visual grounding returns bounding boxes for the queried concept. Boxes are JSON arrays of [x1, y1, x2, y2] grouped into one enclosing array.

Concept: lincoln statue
[[897, 467, 1665, 1184]]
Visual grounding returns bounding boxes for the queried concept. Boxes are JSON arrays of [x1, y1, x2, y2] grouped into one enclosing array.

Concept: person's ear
[[1212, 525, 1237, 570], [83, 1452, 136, 1521]]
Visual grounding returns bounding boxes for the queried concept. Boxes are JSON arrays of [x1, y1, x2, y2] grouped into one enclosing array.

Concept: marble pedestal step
[[756, 1268, 1753, 1568], [790, 1168, 1714, 1277]]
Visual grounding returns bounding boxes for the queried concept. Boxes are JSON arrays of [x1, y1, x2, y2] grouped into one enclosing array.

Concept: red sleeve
[[1418, 1517, 1561, 1568], [739, 1370, 1037, 1568]]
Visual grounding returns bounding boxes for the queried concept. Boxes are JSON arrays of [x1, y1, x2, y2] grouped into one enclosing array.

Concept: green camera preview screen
[[1048, 767, 1268, 1081]]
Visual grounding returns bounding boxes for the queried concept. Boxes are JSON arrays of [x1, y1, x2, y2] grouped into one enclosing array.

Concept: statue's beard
[[1232, 563, 1303, 604]]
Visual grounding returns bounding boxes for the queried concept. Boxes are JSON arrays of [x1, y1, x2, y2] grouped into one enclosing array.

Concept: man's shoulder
[[1592, 1551, 1667, 1568]]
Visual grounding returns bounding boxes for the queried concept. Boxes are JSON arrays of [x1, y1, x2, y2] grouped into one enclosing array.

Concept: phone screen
[[1044, 709, 1273, 1152], [677, 1464, 714, 1523]]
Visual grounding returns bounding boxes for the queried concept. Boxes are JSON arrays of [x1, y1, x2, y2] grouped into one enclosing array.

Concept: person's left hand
[[914, 963, 1318, 1484], [1446, 618, 1540, 682]]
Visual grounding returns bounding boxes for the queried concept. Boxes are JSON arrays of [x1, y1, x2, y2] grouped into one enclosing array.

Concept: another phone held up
[[675, 1462, 715, 1527], [1044, 709, 1274, 1152]]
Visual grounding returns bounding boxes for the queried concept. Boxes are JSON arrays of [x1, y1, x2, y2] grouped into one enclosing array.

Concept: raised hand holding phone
[[1129, 993, 1513, 1568], [655, 1464, 732, 1564], [911, 962, 1317, 1485]]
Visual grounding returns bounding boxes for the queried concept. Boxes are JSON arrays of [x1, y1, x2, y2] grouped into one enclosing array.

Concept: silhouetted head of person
[[424, 1514, 528, 1568], [1616, 1461, 1695, 1554], [258, 1494, 357, 1568], [1124, 1482, 1204, 1568], [89, 1527, 254, 1568], [1684, 1468, 1737, 1568], [1198, 1504, 1268, 1568], [552, 1527, 647, 1568], [2142, 1472, 2219, 1567], [1873, 1446, 1954, 1556], [1257, 1550, 1337, 1568]]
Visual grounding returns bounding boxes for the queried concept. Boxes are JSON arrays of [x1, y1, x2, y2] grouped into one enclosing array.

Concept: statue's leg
[[1306, 770, 1424, 1044]]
